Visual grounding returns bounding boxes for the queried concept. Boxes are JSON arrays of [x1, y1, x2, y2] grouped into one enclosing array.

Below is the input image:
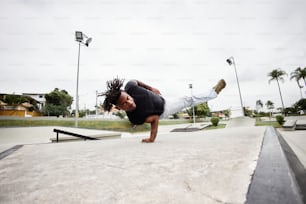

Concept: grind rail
[[53, 128, 99, 143]]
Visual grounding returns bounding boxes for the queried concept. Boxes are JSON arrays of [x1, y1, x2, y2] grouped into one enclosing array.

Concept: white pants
[[160, 89, 218, 119]]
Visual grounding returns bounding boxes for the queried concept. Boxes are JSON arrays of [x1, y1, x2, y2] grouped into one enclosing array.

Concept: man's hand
[[142, 138, 154, 143], [143, 115, 159, 143], [136, 80, 161, 95]]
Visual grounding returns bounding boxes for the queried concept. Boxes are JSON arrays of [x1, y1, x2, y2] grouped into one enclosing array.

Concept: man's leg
[[160, 79, 226, 119]]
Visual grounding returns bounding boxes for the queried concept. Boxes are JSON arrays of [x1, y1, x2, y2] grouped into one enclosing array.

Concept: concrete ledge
[[171, 124, 210, 132], [247, 126, 304, 204], [282, 119, 297, 131], [296, 120, 306, 130]]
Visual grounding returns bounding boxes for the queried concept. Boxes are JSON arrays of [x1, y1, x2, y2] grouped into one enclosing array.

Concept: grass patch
[[0, 118, 190, 132], [0, 119, 151, 132], [205, 123, 226, 130], [255, 118, 282, 128]]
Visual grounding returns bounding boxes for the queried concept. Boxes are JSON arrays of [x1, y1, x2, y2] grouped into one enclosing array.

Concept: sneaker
[[213, 79, 226, 94]]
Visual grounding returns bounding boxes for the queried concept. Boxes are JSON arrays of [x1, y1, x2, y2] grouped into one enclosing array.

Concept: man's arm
[[142, 115, 159, 143], [135, 80, 161, 95]]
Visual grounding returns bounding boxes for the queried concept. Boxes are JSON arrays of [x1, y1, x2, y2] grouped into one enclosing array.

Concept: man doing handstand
[[102, 78, 226, 143]]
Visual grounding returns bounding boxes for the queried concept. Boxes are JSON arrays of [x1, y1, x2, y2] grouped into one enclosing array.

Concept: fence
[[0, 110, 42, 117]]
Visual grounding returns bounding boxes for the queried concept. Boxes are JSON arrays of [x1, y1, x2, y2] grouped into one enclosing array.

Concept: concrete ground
[[0, 127, 121, 153], [0, 126, 265, 204], [0, 117, 305, 203]]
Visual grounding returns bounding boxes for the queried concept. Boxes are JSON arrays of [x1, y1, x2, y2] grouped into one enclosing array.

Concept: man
[[102, 78, 226, 143]]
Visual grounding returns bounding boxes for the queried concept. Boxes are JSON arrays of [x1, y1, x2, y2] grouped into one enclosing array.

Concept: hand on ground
[[142, 138, 154, 143]]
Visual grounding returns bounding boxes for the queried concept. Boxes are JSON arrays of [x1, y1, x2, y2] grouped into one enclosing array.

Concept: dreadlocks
[[102, 77, 125, 112]]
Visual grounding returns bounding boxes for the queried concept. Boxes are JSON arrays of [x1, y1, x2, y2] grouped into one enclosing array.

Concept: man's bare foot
[[142, 138, 154, 143]]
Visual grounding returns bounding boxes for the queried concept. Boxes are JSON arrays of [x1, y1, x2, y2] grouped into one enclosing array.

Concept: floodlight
[[75, 31, 83, 42], [226, 58, 233, 65], [85, 37, 92, 46]]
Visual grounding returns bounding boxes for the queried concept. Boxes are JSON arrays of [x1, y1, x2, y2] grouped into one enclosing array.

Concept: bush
[[276, 115, 285, 125], [210, 117, 220, 126]]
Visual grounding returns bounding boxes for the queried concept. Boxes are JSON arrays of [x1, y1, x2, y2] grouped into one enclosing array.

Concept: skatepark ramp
[[226, 117, 255, 128]]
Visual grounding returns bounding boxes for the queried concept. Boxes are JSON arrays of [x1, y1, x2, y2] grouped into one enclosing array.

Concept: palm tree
[[266, 100, 274, 109], [300, 67, 306, 86], [268, 69, 287, 113], [302, 67, 306, 86], [256, 99, 263, 113], [265, 100, 274, 119], [290, 67, 304, 98]]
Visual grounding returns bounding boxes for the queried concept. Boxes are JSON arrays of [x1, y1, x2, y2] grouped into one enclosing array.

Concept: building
[[22, 93, 46, 110], [0, 93, 44, 117]]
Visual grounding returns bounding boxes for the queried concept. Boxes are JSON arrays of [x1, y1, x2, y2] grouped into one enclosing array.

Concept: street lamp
[[75, 31, 92, 127], [189, 83, 196, 125], [226, 56, 244, 117], [96, 90, 103, 116]]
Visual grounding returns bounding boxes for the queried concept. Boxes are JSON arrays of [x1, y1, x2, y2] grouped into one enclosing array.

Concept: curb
[[247, 126, 305, 204]]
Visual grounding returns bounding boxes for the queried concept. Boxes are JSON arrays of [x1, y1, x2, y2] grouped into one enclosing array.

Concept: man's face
[[116, 91, 136, 111]]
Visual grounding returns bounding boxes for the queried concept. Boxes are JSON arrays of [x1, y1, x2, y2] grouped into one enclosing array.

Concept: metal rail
[[53, 128, 98, 142]]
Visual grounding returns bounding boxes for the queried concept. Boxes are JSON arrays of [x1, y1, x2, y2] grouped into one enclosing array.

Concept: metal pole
[[189, 84, 196, 125], [95, 90, 98, 116], [75, 42, 81, 128], [232, 59, 244, 116]]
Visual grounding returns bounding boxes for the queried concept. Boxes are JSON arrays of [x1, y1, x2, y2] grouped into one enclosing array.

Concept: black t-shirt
[[125, 80, 165, 125]]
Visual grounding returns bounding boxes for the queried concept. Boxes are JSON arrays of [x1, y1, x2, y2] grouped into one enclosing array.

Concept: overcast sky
[[1, 0, 305, 112]]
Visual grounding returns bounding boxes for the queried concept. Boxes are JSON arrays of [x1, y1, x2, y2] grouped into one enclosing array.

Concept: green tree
[[195, 102, 210, 118], [43, 88, 73, 117], [293, 98, 306, 113], [224, 109, 231, 119], [290, 67, 304, 99], [268, 69, 287, 113], [3, 95, 29, 105], [186, 102, 210, 119]]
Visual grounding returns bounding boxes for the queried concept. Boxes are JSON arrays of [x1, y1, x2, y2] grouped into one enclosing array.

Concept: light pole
[[96, 90, 103, 116], [96, 90, 98, 116], [226, 56, 244, 116], [75, 31, 92, 127], [189, 83, 196, 125]]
